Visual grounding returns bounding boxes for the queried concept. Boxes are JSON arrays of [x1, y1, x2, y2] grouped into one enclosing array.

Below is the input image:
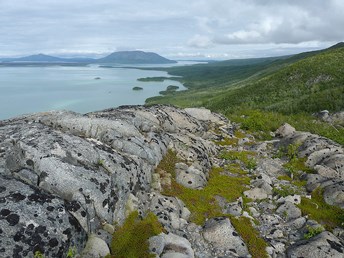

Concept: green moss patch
[[230, 216, 269, 258], [155, 149, 179, 177], [163, 166, 250, 225], [220, 150, 257, 171], [298, 188, 344, 231], [109, 211, 164, 258], [214, 136, 239, 146]]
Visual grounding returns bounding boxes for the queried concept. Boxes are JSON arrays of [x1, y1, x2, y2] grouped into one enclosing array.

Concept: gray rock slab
[[287, 231, 344, 258], [202, 217, 249, 257]]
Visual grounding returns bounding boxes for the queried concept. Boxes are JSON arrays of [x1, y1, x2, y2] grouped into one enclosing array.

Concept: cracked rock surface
[[0, 106, 343, 258]]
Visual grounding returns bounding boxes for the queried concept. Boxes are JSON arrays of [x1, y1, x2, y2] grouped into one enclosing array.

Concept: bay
[[0, 64, 186, 120]]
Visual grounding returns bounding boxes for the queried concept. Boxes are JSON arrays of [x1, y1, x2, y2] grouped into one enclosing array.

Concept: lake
[[0, 64, 186, 120]]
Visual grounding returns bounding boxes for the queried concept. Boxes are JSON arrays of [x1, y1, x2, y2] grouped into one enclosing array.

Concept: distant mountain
[[0, 51, 176, 64], [14, 54, 64, 62], [0, 54, 95, 63], [97, 51, 177, 64]]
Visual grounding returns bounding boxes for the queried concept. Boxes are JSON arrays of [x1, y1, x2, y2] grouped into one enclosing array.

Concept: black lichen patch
[[99, 182, 108, 194], [35, 225, 47, 234], [65, 201, 81, 212], [90, 177, 99, 185], [327, 239, 343, 253], [0, 209, 11, 216], [13, 231, 24, 242], [0, 186, 6, 193], [13, 245, 23, 257], [10, 192, 26, 202], [68, 216, 83, 232], [48, 238, 59, 248], [46, 206, 55, 212], [26, 159, 34, 166], [6, 213, 20, 226], [28, 191, 53, 204], [102, 199, 108, 208], [63, 228, 71, 237]]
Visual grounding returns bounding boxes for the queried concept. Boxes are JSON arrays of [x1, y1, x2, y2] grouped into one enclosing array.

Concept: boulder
[[175, 164, 207, 189], [80, 234, 110, 258], [276, 201, 302, 221], [202, 217, 249, 257], [275, 123, 295, 138], [244, 187, 269, 200], [287, 231, 344, 258], [149, 233, 194, 258]]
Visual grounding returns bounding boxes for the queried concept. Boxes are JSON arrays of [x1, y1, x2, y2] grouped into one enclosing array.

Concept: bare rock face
[[287, 231, 344, 258], [149, 233, 195, 258], [0, 105, 226, 257], [275, 123, 296, 138], [0, 175, 86, 258], [1, 105, 343, 258], [202, 217, 249, 257]]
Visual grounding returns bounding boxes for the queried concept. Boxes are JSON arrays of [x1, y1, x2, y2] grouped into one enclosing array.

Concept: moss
[[277, 175, 293, 181], [303, 225, 324, 239], [155, 149, 179, 178], [291, 179, 307, 188], [163, 167, 250, 225], [234, 130, 246, 139], [273, 184, 298, 197], [226, 163, 249, 175], [283, 157, 314, 174], [214, 136, 239, 146], [34, 251, 44, 258], [220, 150, 257, 171], [66, 247, 77, 258], [109, 211, 164, 258], [298, 188, 344, 231], [230, 216, 269, 258]]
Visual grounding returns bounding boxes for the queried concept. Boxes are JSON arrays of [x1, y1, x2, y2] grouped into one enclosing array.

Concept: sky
[[0, 0, 343, 60]]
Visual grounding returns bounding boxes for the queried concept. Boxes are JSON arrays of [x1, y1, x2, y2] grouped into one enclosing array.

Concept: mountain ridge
[[0, 51, 176, 64]]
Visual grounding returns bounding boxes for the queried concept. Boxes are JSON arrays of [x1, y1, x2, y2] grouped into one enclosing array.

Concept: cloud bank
[[0, 0, 343, 58]]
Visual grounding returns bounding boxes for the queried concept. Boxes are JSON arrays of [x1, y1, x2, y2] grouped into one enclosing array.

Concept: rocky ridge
[[0, 105, 343, 258]]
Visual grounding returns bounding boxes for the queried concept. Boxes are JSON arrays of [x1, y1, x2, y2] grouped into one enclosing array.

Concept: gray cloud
[[0, 0, 343, 59]]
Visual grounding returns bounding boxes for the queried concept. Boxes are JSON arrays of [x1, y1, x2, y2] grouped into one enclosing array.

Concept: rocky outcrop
[[316, 110, 344, 125], [287, 231, 343, 258], [277, 123, 344, 208], [1, 106, 343, 257], [0, 105, 227, 257]]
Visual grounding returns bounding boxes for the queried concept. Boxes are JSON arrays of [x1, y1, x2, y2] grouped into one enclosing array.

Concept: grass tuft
[[109, 211, 164, 258], [230, 216, 269, 258], [298, 188, 344, 231]]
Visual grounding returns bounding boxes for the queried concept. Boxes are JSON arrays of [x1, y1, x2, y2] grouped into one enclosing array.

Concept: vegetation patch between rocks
[[229, 216, 269, 258], [108, 211, 164, 258], [156, 148, 269, 257], [298, 188, 344, 231], [162, 166, 250, 225]]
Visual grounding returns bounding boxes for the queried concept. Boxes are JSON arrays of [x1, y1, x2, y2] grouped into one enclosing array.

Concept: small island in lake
[[159, 85, 180, 95], [132, 86, 143, 91]]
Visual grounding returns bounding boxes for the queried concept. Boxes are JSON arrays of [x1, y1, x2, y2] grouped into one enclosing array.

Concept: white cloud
[[187, 35, 213, 48], [0, 0, 343, 58]]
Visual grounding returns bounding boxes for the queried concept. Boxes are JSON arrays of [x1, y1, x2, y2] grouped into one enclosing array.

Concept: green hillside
[[205, 46, 344, 114], [146, 43, 344, 144]]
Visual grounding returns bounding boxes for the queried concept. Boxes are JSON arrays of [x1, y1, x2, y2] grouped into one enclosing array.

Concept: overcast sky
[[0, 0, 343, 59]]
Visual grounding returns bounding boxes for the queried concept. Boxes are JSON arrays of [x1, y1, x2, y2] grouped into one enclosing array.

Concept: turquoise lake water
[[0, 64, 186, 120]]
